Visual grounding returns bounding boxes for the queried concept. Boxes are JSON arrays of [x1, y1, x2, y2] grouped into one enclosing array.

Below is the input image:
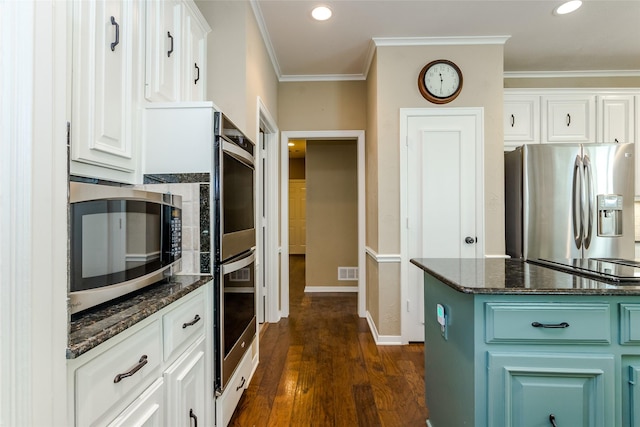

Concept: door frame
[[280, 130, 366, 318], [256, 97, 280, 323], [399, 107, 485, 343]]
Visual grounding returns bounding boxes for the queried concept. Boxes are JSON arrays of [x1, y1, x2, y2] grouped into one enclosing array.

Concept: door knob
[[465, 236, 476, 244]]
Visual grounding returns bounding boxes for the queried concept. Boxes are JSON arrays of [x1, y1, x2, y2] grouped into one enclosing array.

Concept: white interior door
[[402, 108, 484, 343]]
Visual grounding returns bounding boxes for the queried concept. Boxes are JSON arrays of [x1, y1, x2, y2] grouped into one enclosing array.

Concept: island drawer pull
[[531, 321, 570, 329], [549, 413, 558, 426], [113, 355, 148, 383]]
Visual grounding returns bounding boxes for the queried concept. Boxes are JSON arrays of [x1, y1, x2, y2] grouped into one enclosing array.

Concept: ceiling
[[251, 0, 640, 81]]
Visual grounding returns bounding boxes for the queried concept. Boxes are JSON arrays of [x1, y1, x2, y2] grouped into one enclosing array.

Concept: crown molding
[[249, 0, 282, 79], [279, 73, 367, 82], [504, 70, 640, 78]]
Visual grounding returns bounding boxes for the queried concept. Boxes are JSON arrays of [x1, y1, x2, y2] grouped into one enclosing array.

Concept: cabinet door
[[504, 95, 540, 147], [488, 352, 615, 427], [542, 95, 596, 143], [107, 378, 165, 427], [598, 95, 635, 144], [182, 5, 208, 101], [71, 0, 136, 172], [164, 337, 206, 427], [145, 0, 182, 102], [622, 357, 640, 427]]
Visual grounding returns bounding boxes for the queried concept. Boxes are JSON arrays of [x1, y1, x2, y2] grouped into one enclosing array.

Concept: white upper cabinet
[[71, 0, 139, 176], [504, 94, 540, 147], [598, 94, 636, 144], [145, 0, 210, 103], [182, 2, 210, 101], [145, 0, 182, 102], [504, 89, 639, 148], [541, 94, 596, 143]]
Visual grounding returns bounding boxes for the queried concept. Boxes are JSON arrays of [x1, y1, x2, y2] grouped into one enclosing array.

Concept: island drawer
[[485, 302, 611, 344], [620, 304, 640, 345]]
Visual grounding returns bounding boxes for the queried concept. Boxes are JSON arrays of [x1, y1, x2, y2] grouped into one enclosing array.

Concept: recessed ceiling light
[[311, 5, 332, 21], [554, 0, 582, 15], [288, 142, 295, 147]]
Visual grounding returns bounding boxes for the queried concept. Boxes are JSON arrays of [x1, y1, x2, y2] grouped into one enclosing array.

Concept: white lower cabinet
[[164, 336, 206, 427], [74, 319, 162, 427], [216, 343, 255, 427], [68, 284, 212, 427], [108, 378, 165, 427]]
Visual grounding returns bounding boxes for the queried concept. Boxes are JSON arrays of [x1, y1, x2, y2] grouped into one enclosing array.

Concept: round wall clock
[[418, 59, 463, 104]]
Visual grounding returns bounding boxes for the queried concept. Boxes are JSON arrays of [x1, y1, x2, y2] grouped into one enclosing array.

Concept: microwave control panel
[[170, 209, 182, 258]]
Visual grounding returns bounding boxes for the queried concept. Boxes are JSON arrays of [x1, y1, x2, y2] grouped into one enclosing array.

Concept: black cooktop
[[529, 258, 640, 283]]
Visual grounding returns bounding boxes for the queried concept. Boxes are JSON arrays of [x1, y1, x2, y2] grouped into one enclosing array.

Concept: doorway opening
[[280, 131, 366, 319]]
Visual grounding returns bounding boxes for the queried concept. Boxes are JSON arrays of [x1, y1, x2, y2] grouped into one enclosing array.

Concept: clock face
[[418, 60, 463, 104]]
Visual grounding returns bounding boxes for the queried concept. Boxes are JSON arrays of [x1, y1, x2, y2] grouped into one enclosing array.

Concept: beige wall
[[278, 81, 367, 130], [289, 158, 305, 179], [306, 140, 358, 288], [197, 1, 278, 138], [364, 43, 505, 336]]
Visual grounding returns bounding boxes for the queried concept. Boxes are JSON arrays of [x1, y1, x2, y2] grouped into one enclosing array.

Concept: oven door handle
[[222, 140, 255, 168], [222, 250, 255, 274]]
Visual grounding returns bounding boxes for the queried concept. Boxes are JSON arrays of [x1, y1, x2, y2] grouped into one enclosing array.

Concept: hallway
[[228, 255, 428, 426]]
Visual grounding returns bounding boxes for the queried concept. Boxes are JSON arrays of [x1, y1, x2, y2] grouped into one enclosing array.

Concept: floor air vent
[[338, 267, 358, 281]]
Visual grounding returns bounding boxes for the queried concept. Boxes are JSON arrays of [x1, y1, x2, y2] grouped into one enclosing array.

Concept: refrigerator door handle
[[572, 155, 583, 249], [582, 155, 594, 249]]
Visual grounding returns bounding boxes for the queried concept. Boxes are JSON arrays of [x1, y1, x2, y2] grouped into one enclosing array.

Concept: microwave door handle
[[572, 155, 583, 250], [582, 155, 594, 249]]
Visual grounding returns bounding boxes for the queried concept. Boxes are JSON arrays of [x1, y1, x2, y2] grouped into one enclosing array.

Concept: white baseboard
[[304, 285, 358, 293], [366, 311, 402, 345], [485, 253, 510, 259]]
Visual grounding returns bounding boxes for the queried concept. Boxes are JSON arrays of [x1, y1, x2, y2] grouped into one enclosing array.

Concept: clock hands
[[439, 73, 443, 95]]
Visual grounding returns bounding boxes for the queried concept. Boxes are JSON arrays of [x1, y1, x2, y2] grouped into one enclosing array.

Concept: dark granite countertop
[[67, 274, 212, 359], [411, 258, 640, 296]]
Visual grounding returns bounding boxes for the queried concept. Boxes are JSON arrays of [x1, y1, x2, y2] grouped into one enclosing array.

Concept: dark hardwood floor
[[228, 255, 428, 426]]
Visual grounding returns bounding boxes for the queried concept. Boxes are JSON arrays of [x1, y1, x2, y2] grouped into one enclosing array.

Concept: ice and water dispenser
[[597, 194, 624, 237]]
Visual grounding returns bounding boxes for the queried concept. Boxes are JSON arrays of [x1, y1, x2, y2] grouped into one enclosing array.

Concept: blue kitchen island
[[411, 258, 640, 427]]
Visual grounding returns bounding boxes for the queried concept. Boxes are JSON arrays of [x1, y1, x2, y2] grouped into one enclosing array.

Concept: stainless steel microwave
[[69, 182, 182, 314]]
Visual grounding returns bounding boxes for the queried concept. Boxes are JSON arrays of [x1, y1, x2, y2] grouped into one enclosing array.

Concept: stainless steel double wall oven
[[213, 112, 256, 394]]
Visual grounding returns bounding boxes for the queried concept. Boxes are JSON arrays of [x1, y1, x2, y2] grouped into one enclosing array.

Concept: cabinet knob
[[464, 236, 476, 244]]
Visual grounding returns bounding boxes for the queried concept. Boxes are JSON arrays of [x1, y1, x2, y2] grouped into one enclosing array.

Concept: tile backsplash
[[141, 174, 211, 274]]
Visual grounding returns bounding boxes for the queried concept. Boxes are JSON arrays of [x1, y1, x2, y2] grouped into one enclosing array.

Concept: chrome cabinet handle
[[113, 355, 148, 383], [182, 314, 201, 329], [167, 31, 174, 57], [510, 114, 515, 127], [189, 409, 198, 427], [110, 16, 120, 51], [194, 63, 200, 84], [549, 414, 558, 427], [532, 321, 570, 329]]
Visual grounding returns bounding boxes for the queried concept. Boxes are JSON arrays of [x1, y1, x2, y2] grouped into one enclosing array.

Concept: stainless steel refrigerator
[[505, 143, 635, 260]]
